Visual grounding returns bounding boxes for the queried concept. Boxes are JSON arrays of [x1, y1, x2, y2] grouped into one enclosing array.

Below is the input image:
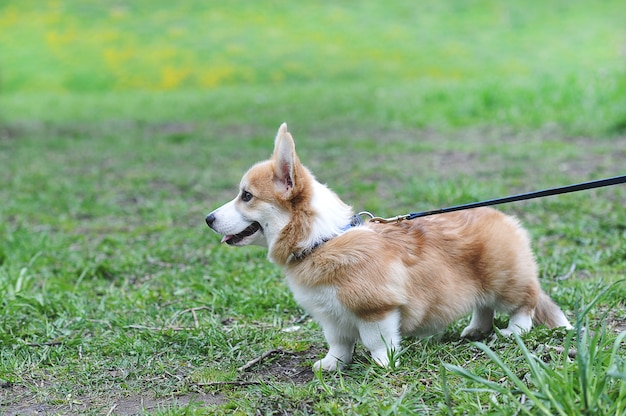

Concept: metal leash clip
[[358, 211, 411, 224]]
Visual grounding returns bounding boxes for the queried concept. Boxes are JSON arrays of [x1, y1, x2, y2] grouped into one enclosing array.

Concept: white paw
[[371, 349, 400, 369], [313, 356, 345, 371], [461, 326, 490, 340], [373, 354, 390, 368], [499, 328, 514, 337]]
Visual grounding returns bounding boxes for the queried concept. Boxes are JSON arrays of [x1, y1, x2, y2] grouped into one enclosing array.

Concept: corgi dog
[[205, 123, 572, 371]]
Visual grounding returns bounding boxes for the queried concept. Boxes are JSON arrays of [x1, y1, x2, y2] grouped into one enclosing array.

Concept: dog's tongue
[[221, 235, 233, 244]]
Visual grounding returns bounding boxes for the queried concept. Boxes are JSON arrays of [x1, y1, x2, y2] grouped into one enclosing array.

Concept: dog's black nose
[[205, 213, 215, 227]]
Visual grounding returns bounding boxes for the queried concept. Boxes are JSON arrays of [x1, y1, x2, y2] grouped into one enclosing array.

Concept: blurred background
[[1, 0, 625, 133]]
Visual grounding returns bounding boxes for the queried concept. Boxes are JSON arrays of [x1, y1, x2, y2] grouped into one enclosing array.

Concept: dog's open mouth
[[221, 222, 262, 245]]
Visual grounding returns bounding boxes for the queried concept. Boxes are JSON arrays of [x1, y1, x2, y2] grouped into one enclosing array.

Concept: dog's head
[[205, 123, 311, 249]]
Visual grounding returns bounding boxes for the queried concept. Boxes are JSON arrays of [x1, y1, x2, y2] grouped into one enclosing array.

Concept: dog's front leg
[[358, 310, 402, 368], [313, 322, 357, 371]]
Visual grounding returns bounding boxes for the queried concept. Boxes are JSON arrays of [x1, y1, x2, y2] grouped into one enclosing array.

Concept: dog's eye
[[241, 190, 253, 202]]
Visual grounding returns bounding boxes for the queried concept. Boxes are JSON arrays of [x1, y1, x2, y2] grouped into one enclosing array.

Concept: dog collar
[[291, 214, 364, 261]]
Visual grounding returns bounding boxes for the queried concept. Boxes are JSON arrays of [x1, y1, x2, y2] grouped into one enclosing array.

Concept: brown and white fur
[[205, 123, 572, 371]]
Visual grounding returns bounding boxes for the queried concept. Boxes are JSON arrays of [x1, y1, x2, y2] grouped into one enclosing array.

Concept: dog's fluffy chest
[[285, 276, 357, 326]]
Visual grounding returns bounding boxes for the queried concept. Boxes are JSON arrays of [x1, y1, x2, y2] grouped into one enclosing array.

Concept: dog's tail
[[533, 290, 573, 329]]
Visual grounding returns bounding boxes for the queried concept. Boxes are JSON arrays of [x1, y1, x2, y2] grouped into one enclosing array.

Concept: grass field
[[1, 1, 626, 415]]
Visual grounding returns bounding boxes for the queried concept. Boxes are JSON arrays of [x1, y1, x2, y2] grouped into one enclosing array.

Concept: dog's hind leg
[[461, 307, 495, 340], [358, 310, 402, 368], [500, 307, 533, 337]]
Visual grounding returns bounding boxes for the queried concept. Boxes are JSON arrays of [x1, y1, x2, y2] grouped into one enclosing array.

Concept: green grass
[[445, 285, 626, 415], [2, 1, 626, 135], [1, 0, 626, 414]]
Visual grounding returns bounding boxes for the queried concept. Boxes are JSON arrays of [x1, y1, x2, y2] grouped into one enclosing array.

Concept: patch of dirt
[[607, 307, 626, 333], [612, 320, 626, 332], [0, 383, 226, 416], [239, 347, 320, 385], [108, 393, 225, 416]]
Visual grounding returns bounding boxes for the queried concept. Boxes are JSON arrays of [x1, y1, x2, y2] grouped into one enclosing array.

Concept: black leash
[[365, 174, 626, 223]]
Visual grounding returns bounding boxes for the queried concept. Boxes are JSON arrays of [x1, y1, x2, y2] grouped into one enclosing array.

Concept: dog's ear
[[272, 123, 297, 198]]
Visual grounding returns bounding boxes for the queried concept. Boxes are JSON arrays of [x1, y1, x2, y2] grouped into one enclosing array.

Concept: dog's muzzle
[[205, 213, 262, 246]]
